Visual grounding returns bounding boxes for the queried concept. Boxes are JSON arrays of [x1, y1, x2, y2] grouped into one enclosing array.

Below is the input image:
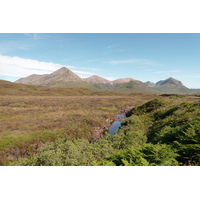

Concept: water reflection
[[108, 114, 125, 135]]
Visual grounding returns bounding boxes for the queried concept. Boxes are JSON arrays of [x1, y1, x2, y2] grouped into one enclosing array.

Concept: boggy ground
[[0, 94, 160, 165], [0, 93, 199, 165]]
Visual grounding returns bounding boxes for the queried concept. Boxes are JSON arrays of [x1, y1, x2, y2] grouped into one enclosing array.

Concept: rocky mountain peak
[[50, 67, 82, 82], [15, 67, 83, 86], [84, 75, 112, 85], [14, 67, 194, 94], [112, 78, 136, 85], [145, 81, 156, 87], [156, 77, 185, 87]]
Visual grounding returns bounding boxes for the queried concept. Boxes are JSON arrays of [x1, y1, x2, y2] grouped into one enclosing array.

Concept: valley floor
[[0, 94, 199, 165]]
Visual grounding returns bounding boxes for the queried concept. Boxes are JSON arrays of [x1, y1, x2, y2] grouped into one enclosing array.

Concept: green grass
[[113, 81, 159, 94], [154, 83, 194, 94], [11, 97, 200, 166]]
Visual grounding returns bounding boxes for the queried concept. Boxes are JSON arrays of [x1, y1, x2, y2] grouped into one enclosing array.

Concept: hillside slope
[[154, 77, 194, 94], [113, 80, 160, 94], [84, 76, 158, 94], [0, 80, 96, 96], [14, 67, 199, 94], [15, 67, 96, 90], [83, 75, 113, 90]]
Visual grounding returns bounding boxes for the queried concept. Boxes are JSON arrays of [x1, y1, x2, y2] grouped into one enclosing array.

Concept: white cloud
[[0, 55, 63, 77], [0, 55, 94, 78]]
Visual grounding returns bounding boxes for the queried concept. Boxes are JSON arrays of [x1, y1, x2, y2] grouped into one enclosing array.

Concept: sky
[[0, 33, 200, 88]]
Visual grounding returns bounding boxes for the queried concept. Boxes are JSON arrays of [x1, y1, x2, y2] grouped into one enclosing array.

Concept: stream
[[108, 114, 126, 135]]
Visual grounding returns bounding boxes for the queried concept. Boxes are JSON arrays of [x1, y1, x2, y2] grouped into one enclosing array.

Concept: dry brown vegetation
[[0, 94, 155, 165], [0, 92, 199, 165]]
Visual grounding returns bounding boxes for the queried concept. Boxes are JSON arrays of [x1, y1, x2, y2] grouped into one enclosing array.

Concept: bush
[[14, 137, 115, 166], [140, 144, 179, 166], [95, 144, 178, 166]]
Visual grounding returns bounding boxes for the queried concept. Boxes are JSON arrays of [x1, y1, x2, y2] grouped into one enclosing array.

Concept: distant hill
[[84, 76, 159, 94], [112, 80, 159, 94], [15, 67, 159, 94], [13, 67, 199, 94], [144, 81, 156, 87], [84, 75, 111, 85], [0, 80, 123, 96], [16, 67, 82, 85], [154, 77, 194, 94], [156, 77, 184, 87], [190, 88, 200, 93], [83, 75, 113, 90], [112, 78, 136, 85], [15, 67, 95, 90]]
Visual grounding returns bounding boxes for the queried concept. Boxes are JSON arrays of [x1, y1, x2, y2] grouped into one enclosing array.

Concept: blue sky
[[0, 33, 200, 88]]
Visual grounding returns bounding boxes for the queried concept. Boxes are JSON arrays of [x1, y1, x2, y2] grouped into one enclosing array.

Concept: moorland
[[0, 91, 155, 165], [0, 88, 199, 165]]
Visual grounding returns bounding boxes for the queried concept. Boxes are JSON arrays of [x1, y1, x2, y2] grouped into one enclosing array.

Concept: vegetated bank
[[12, 95, 200, 166]]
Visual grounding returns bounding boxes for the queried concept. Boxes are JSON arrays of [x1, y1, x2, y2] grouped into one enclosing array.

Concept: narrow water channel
[[108, 114, 126, 135]]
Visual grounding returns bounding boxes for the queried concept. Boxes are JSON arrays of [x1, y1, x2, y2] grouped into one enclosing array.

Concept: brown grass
[[0, 93, 198, 165]]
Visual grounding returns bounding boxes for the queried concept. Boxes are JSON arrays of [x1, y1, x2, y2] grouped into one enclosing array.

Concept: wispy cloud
[[0, 34, 40, 54], [33, 33, 38, 40], [105, 58, 161, 68], [65, 65, 100, 73], [24, 33, 39, 40], [0, 41, 31, 54], [154, 70, 182, 74], [106, 45, 117, 49], [85, 59, 103, 64], [0, 55, 93, 78], [106, 59, 144, 65], [103, 77, 116, 81], [76, 66, 101, 71], [104, 44, 124, 54], [72, 70, 94, 75]]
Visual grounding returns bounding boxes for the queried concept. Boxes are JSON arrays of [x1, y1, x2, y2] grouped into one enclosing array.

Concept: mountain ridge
[[156, 77, 185, 88], [15, 67, 96, 90], [83, 75, 112, 85], [153, 77, 193, 94], [14, 67, 199, 94], [145, 81, 156, 87]]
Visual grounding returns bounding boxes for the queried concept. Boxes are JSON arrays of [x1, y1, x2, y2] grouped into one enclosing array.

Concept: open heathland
[[0, 92, 199, 165], [0, 93, 159, 165]]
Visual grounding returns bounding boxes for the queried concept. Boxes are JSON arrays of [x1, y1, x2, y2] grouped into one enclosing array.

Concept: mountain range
[[15, 67, 199, 94]]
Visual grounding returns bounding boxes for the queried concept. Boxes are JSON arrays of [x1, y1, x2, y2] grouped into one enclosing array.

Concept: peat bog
[[0, 93, 199, 165]]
